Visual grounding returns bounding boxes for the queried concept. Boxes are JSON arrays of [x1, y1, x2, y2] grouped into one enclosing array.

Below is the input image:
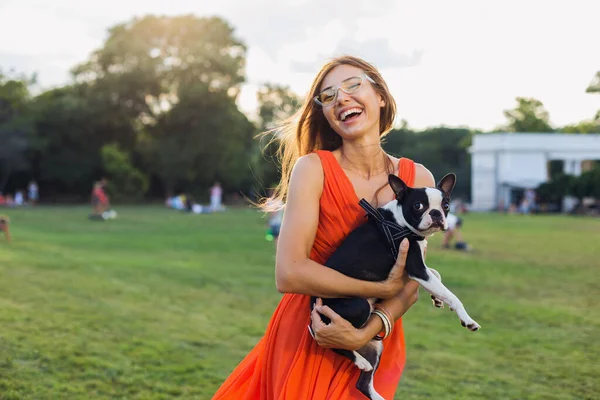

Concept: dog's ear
[[388, 174, 409, 201], [437, 173, 456, 197]]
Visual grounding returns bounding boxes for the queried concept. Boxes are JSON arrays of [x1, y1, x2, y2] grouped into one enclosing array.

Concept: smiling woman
[[213, 55, 436, 400]]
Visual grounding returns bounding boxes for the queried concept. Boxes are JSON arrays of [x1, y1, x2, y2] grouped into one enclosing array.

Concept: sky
[[0, 0, 598, 130]]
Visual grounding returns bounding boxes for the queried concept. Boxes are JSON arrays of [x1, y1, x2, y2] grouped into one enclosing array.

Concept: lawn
[[0, 206, 598, 399]]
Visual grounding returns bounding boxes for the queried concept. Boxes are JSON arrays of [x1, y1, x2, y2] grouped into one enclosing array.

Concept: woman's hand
[[310, 298, 368, 351], [378, 238, 411, 299]]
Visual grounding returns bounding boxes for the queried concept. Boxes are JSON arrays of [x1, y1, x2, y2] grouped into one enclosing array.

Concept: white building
[[469, 133, 600, 211]]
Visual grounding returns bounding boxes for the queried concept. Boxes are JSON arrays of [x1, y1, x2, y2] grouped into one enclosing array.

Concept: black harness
[[358, 199, 423, 259]]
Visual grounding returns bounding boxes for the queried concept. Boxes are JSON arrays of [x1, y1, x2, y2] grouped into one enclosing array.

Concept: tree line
[[1, 15, 598, 203]]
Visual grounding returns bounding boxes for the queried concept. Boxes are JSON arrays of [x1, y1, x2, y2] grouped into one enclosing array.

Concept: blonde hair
[[261, 55, 397, 210]]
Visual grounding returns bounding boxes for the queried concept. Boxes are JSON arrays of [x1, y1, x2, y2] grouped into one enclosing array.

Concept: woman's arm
[[275, 154, 407, 299]]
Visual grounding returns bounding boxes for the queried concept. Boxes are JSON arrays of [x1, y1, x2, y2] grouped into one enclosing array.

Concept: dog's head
[[384, 173, 456, 236], [0, 215, 9, 225]]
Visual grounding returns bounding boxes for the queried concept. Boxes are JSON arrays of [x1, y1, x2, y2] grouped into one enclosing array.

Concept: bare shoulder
[[288, 153, 324, 198], [291, 153, 324, 182], [414, 163, 436, 188]]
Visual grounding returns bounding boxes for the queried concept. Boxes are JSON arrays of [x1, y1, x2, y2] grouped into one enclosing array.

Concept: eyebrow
[[320, 75, 360, 92]]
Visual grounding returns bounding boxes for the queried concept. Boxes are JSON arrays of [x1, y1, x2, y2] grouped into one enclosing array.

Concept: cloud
[[290, 38, 423, 73], [225, 0, 401, 61], [0, 52, 72, 87]]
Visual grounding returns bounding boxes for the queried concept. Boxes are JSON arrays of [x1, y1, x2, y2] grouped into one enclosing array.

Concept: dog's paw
[[430, 295, 444, 308], [460, 318, 481, 331], [353, 352, 374, 371]]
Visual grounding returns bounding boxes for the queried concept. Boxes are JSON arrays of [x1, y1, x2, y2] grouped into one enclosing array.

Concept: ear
[[388, 174, 408, 201], [379, 96, 385, 107], [437, 173, 456, 197]]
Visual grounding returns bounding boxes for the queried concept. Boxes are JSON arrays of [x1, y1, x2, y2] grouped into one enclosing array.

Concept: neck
[[339, 144, 388, 179]]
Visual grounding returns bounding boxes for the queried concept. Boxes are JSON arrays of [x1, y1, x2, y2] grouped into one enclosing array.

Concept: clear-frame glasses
[[313, 74, 376, 107]]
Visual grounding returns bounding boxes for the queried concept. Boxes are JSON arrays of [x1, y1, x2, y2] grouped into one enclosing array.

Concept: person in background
[[264, 189, 284, 246], [91, 180, 110, 218], [28, 181, 39, 206], [14, 190, 24, 206], [442, 212, 470, 251], [210, 182, 223, 211]]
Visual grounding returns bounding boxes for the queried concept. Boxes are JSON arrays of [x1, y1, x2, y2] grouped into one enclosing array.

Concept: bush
[[101, 144, 149, 202]]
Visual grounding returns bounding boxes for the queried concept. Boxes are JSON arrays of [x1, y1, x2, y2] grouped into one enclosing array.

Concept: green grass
[[0, 206, 598, 399]]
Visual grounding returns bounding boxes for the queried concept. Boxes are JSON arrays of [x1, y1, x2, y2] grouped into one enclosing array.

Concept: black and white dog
[[310, 173, 480, 400]]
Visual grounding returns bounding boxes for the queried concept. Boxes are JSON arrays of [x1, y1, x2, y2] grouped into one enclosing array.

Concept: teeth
[[340, 108, 362, 121]]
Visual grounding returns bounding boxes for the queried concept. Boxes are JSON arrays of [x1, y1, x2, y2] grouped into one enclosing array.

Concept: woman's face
[[318, 64, 384, 141]]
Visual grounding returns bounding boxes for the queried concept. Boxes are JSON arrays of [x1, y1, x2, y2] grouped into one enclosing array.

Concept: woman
[[213, 55, 436, 399]]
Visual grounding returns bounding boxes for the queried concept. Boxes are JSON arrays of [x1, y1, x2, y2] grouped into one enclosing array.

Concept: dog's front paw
[[460, 318, 481, 331]]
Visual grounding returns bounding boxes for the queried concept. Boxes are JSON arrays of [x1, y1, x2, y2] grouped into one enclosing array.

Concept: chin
[[419, 226, 444, 236]]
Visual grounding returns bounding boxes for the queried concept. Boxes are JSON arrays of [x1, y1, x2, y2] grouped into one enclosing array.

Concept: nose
[[336, 88, 351, 104], [429, 209, 443, 221]]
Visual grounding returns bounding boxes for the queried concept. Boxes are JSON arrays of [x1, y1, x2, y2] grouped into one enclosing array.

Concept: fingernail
[[401, 239, 408, 247]]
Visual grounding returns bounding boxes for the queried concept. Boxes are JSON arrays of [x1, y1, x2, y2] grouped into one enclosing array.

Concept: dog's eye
[[414, 202, 424, 211], [443, 202, 450, 211]]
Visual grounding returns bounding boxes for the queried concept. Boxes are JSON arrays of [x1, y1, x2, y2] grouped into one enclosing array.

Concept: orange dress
[[213, 150, 416, 400]]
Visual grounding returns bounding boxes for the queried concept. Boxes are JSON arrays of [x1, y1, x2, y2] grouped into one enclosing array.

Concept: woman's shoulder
[[388, 154, 435, 188], [414, 162, 435, 188], [293, 153, 325, 178], [289, 153, 325, 196]]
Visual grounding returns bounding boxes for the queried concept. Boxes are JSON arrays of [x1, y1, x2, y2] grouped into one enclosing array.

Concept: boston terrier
[[310, 173, 480, 400]]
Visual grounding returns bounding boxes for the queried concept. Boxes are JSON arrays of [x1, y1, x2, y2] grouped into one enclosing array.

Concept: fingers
[[315, 304, 341, 323], [397, 238, 410, 264], [390, 239, 410, 272], [311, 298, 340, 325], [311, 301, 324, 327]]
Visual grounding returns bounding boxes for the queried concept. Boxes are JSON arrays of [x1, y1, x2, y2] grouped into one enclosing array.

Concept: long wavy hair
[[261, 55, 398, 210]]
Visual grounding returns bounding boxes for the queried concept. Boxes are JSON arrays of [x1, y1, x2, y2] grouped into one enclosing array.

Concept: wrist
[[356, 327, 372, 349], [375, 281, 393, 299], [359, 314, 385, 344]]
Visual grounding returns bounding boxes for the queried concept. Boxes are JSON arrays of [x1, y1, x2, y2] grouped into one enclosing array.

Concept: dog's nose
[[429, 209, 442, 220]]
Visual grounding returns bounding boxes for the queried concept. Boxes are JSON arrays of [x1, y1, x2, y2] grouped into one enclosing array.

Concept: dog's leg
[[355, 340, 385, 400], [331, 348, 373, 371], [411, 241, 480, 331], [428, 268, 445, 308]]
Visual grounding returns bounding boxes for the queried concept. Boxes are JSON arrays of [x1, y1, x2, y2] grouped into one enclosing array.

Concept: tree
[[141, 83, 256, 195], [72, 15, 246, 124], [383, 125, 474, 200], [253, 84, 302, 191], [257, 84, 302, 132], [585, 71, 600, 121], [586, 71, 600, 94], [568, 167, 600, 201], [30, 85, 137, 196], [503, 97, 553, 133], [0, 72, 34, 192], [72, 15, 251, 195], [561, 120, 600, 134], [101, 143, 149, 201], [536, 174, 574, 209]]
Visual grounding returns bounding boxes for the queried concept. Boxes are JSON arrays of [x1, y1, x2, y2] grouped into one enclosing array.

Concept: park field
[[0, 206, 598, 399]]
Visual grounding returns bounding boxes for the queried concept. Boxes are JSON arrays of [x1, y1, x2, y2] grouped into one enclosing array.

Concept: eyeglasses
[[313, 74, 376, 107]]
